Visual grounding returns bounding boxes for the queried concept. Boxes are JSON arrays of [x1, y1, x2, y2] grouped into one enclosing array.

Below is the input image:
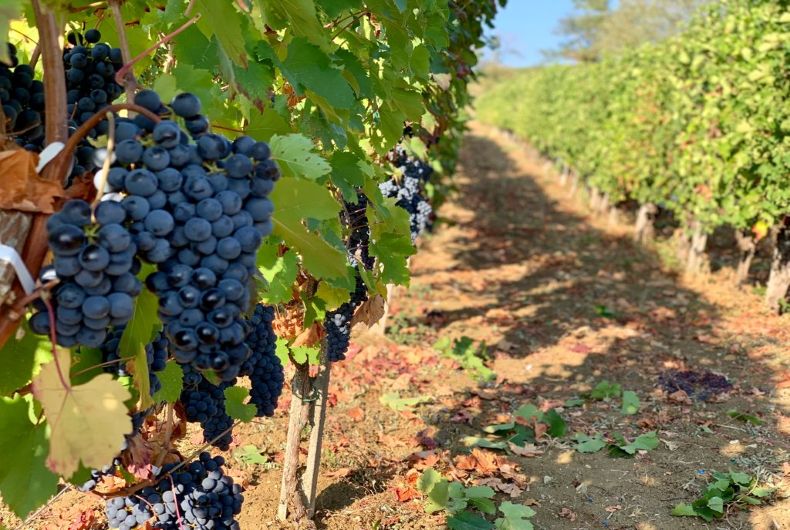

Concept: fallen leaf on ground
[[477, 478, 524, 498], [668, 390, 692, 404], [559, 507, 577, 521], [347, 407, 365, 421], [508, 442, 544, 457]]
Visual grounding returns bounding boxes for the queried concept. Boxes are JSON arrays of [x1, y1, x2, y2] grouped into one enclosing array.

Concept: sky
[[484, 0, 577, 68]]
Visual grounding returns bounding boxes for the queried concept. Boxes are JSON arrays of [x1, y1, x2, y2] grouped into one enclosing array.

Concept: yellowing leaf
[[32, 350, 131, 478]]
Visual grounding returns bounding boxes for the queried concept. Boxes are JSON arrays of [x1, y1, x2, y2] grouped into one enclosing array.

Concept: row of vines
[[477, 0, 789, 308], [0, 0, 506, 528]]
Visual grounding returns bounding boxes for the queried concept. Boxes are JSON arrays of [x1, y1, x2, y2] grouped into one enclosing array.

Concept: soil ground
[[3, 124, 789, 530]]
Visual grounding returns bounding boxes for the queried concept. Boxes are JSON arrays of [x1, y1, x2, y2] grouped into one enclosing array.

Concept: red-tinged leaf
[[393, 485, 421, 502]]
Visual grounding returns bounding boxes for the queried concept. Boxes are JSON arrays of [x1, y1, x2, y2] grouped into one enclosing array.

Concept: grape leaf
[[195, 0, 248, 66], [574, 433, 605, 453], [317, 0, 363, 18], [272, 218, 347, 279], [120, 288, 162, 410], [151, 361, 183, 404], [543, 409, 567, 438], [448, 511, 494, 530], [330, 151, 370, 202], [0, 321, 52, 396], [495, 501, 536, 530], [269, 135, 332, 181], [621, 390, 640, 415], [32, 349, 132, 478], [671, 503, 698, 517], [0, 395, 58, 518], [279, 38, 355, 108], [224, 387, 256, 422], [246, 108, 292, 141], [269, 177, 339, 219], [379, 392, 430, 411], [256, 0, 329, 51], [257, 245, 299, 304]]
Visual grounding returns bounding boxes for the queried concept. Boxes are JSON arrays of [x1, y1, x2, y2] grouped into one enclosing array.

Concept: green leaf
[[257, 0, 329, 50], [278, 37, 355, 108], [151, 361, 184, 404], [246, 108, 292, 141], [707, 496, 724, 513], [270, 134, 332, 180], [425, 479, 449, 513], [330, 151, 370, 202], [728, 471, 751, 485], [269, 180, 347, 280], [290, 346, 321, 365], [483, 421, 516, 434], [120, 287, 162, 410], [233, 444, 269, 466], [465, 486, 496, 514], [0, 321, 53, 396], [726, 409, 764, 426], [224, 387, 257, 422], [152, 74, 178, 104], [275, 338, 290, 366], [495, 501, 536, 530], [0, 396, 59, 518], [671, 503, 698, 517], [574, 433, 605, 453], [0, 2, 21, 65], [543, 409, 567, 438], [564, 398, 585, 408], [751, 486, 775, 498], [609, 431, 659, 457], [195, 0, 248, 66], [514, 404, 541, 422], [258, 246, 299, 304], [417, 468, 442, 494], [621, 390, 640, 415], [447, 511, 495, 530], [461, 436, 508, 450], [379, 392, 430, 411], [590, 380, 622, 400]]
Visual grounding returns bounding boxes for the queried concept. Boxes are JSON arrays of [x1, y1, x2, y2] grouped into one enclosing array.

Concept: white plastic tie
[[36, 142, 66, 174], [0, 244, 35, 294]]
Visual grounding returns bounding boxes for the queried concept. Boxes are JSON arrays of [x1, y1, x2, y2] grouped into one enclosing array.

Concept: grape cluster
[[0, 44, 45, 148], [180, 304, 284, 448], [324, 275, 368, 362], [105, 452, 243, 530], [239, 304, 284, 416], [380, 152, 434, 241], [179, 364, 235, 450], [64, 29, 124, 147], [101, 328, 168, 395], [104, 89, 279, 380], [28, 199, 142, 348]]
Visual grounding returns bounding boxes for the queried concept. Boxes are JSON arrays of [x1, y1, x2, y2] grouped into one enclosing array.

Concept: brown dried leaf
[[508, 442, 544, 457], [0, 149, 65, 213], [351, 294, 386, 327], [292, 322, 323, 347], [477, 477, 524, 498]]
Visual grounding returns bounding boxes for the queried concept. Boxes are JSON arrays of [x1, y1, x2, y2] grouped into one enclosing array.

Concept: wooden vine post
[[277, 342, 333, 524], [0, 0, 67, 348]]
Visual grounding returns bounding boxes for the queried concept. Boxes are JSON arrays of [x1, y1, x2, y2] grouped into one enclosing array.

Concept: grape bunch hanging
[[380, 146, 434, 242]]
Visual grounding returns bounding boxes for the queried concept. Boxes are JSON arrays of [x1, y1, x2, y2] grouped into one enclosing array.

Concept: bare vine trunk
[[765, 217, 790, 313], [734, 228, 756, 286], [633, 203, 657, 243], [301, 347, 332, 518], [608, 204, 620, 226], [685, 220, 708, 275], [277, 364, 313, 523], [589, 188, 602, 211], [568, 172, 579, 198], [599, 193, 610, 216]]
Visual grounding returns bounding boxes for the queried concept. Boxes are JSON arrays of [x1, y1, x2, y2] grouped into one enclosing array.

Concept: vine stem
[[41, 297, 69, 391], [108, 0, 137, 102], [91, 112, 116, 209], [114, 14, 201, 87]]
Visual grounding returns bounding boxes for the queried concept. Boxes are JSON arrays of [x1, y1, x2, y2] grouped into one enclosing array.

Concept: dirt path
[[4, 124, 788, 530]]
